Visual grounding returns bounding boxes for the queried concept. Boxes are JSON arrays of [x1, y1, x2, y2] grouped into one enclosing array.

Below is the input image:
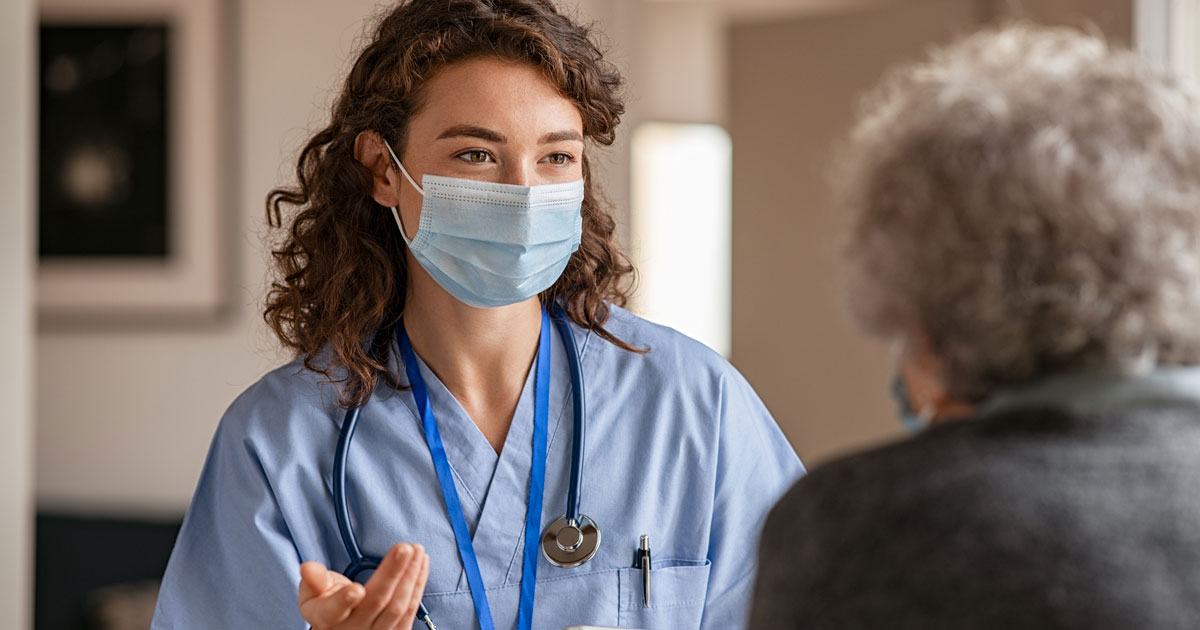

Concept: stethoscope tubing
[[333, 404, 364, 566], [550, 306, 586, 523], [334, 402, 435, 623]]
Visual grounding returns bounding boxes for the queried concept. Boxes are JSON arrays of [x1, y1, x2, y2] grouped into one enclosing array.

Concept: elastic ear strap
[[383, 139, 424, 196], [390, 206, 414, 246]]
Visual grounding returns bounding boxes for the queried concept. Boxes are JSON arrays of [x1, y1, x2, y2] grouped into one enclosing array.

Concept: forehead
[[409, 57, 583, 139]]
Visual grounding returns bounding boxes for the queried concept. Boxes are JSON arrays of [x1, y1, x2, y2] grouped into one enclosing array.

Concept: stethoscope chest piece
[[541, 514, 600, 568]]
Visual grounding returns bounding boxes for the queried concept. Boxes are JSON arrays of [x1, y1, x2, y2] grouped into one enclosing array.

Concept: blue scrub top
[[152, 306, 804, 629]]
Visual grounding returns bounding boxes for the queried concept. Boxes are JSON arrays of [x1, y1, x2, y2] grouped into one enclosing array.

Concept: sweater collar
[[977, 367, 1200, 418]]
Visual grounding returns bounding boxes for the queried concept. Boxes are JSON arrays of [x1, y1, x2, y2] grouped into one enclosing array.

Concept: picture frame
[[37, 0, 226, 326]]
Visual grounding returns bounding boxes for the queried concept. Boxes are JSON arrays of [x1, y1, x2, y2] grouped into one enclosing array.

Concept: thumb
[[299, 561, 333, 601]]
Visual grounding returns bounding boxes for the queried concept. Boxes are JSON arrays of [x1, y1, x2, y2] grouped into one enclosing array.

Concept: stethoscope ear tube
[[542, 304, 601, 569], [334, 406, 366, 565], [335, 342, 435, 625], [334, 326, 396, 572], [551, 304, 586, 523], [337, 404, 435, 624]]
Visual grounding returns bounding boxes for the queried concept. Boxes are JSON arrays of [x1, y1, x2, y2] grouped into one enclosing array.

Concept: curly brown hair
[[264, 0, 637, 408]]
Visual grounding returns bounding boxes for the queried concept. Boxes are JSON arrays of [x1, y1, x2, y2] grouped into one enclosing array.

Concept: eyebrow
[[434, 125, 583, 145], [539, 130, 584, 144], [437, 125, 506, 143]]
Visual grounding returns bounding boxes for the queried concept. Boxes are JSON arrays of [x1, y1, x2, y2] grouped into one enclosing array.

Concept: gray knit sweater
[[749, 369, 1200, 629]]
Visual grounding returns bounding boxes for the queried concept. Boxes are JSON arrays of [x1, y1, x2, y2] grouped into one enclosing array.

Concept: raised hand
[[299, 543, 430, 630]]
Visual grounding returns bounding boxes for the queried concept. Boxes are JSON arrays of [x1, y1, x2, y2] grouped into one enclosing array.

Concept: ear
[[354, 129, 400, 207], [899, 333, 975, 422], [899, 350, 946, 415]]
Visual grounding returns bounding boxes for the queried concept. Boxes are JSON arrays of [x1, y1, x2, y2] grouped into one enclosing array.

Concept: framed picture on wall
[[37, 0, 226, 325]]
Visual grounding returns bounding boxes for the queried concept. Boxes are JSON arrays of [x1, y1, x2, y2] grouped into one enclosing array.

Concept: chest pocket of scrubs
[[616, 560, 711, 629], [422, 569, 624, 629]]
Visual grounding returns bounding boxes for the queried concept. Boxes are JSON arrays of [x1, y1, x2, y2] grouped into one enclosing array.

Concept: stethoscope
[[332, 304, 600, 628]]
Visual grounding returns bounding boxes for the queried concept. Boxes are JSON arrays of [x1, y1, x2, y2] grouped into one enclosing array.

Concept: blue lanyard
[[398, 308, 550, 630]]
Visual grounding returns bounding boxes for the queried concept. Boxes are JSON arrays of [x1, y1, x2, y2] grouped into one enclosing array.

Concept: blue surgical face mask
[[383, 139, 584, 308], [890, 375, 931, 435]]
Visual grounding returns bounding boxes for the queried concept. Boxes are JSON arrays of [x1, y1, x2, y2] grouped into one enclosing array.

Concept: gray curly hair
[[843, 24, 1200, 402]]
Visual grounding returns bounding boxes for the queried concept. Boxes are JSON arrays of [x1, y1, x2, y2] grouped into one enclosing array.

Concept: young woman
[[152, 1, 801, 628]]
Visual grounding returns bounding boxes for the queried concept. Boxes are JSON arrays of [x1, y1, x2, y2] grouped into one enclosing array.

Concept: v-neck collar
[[392, 320, 583, 589], [395, 341, 531, 520]]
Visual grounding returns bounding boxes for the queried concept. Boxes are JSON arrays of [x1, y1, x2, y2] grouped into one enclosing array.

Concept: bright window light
[[630, 122, 732, 356], [1136, 0, 1200, 77]]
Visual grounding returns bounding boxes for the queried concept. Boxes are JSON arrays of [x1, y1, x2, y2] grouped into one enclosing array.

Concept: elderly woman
[[749, 24, 1200, 629]]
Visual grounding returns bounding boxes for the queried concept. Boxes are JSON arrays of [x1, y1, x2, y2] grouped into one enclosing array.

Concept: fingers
[[299, 562, 332, 602], [302, 582, 365, 628], [299, 562, 354, 601], [343, 543, 418, 629], [403, 552, 431, 623], [372, 545, 430, 629], [299, 562, 363, 628], [297, 547, 429, 630]]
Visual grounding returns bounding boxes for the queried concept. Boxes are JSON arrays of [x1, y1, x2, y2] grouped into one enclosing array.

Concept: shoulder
[[772, 420, 987, 511], [211, 354, 345, 455], [765, 406, 1085, 543], [585, 304, 742, 386], [581, 305, 792, 459], [756, 423, 989, 599]]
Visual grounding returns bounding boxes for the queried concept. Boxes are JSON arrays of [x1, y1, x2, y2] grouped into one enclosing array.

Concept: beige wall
[[729, 0, 983, 465], [729, 0, 1135, 466], [981, 0, 1133, 43], [570, 0, 727, 251], [1, 0, 35, 624]]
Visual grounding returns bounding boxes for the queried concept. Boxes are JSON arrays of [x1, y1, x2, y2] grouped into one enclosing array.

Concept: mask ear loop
[[892, 337, 939, 425], [382, 139, 424, 244]]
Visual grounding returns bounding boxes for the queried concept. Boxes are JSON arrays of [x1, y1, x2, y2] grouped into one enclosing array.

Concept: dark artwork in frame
[[39, 24, 170, 259]]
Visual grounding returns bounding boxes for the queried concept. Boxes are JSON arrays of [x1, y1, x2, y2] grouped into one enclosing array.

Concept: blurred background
[[0, 0, 1191, 627]]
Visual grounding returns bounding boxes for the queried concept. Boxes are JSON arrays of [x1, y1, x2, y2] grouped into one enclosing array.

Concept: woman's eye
[[457, 150, 492, 164], [546, 153, 573, 166]]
